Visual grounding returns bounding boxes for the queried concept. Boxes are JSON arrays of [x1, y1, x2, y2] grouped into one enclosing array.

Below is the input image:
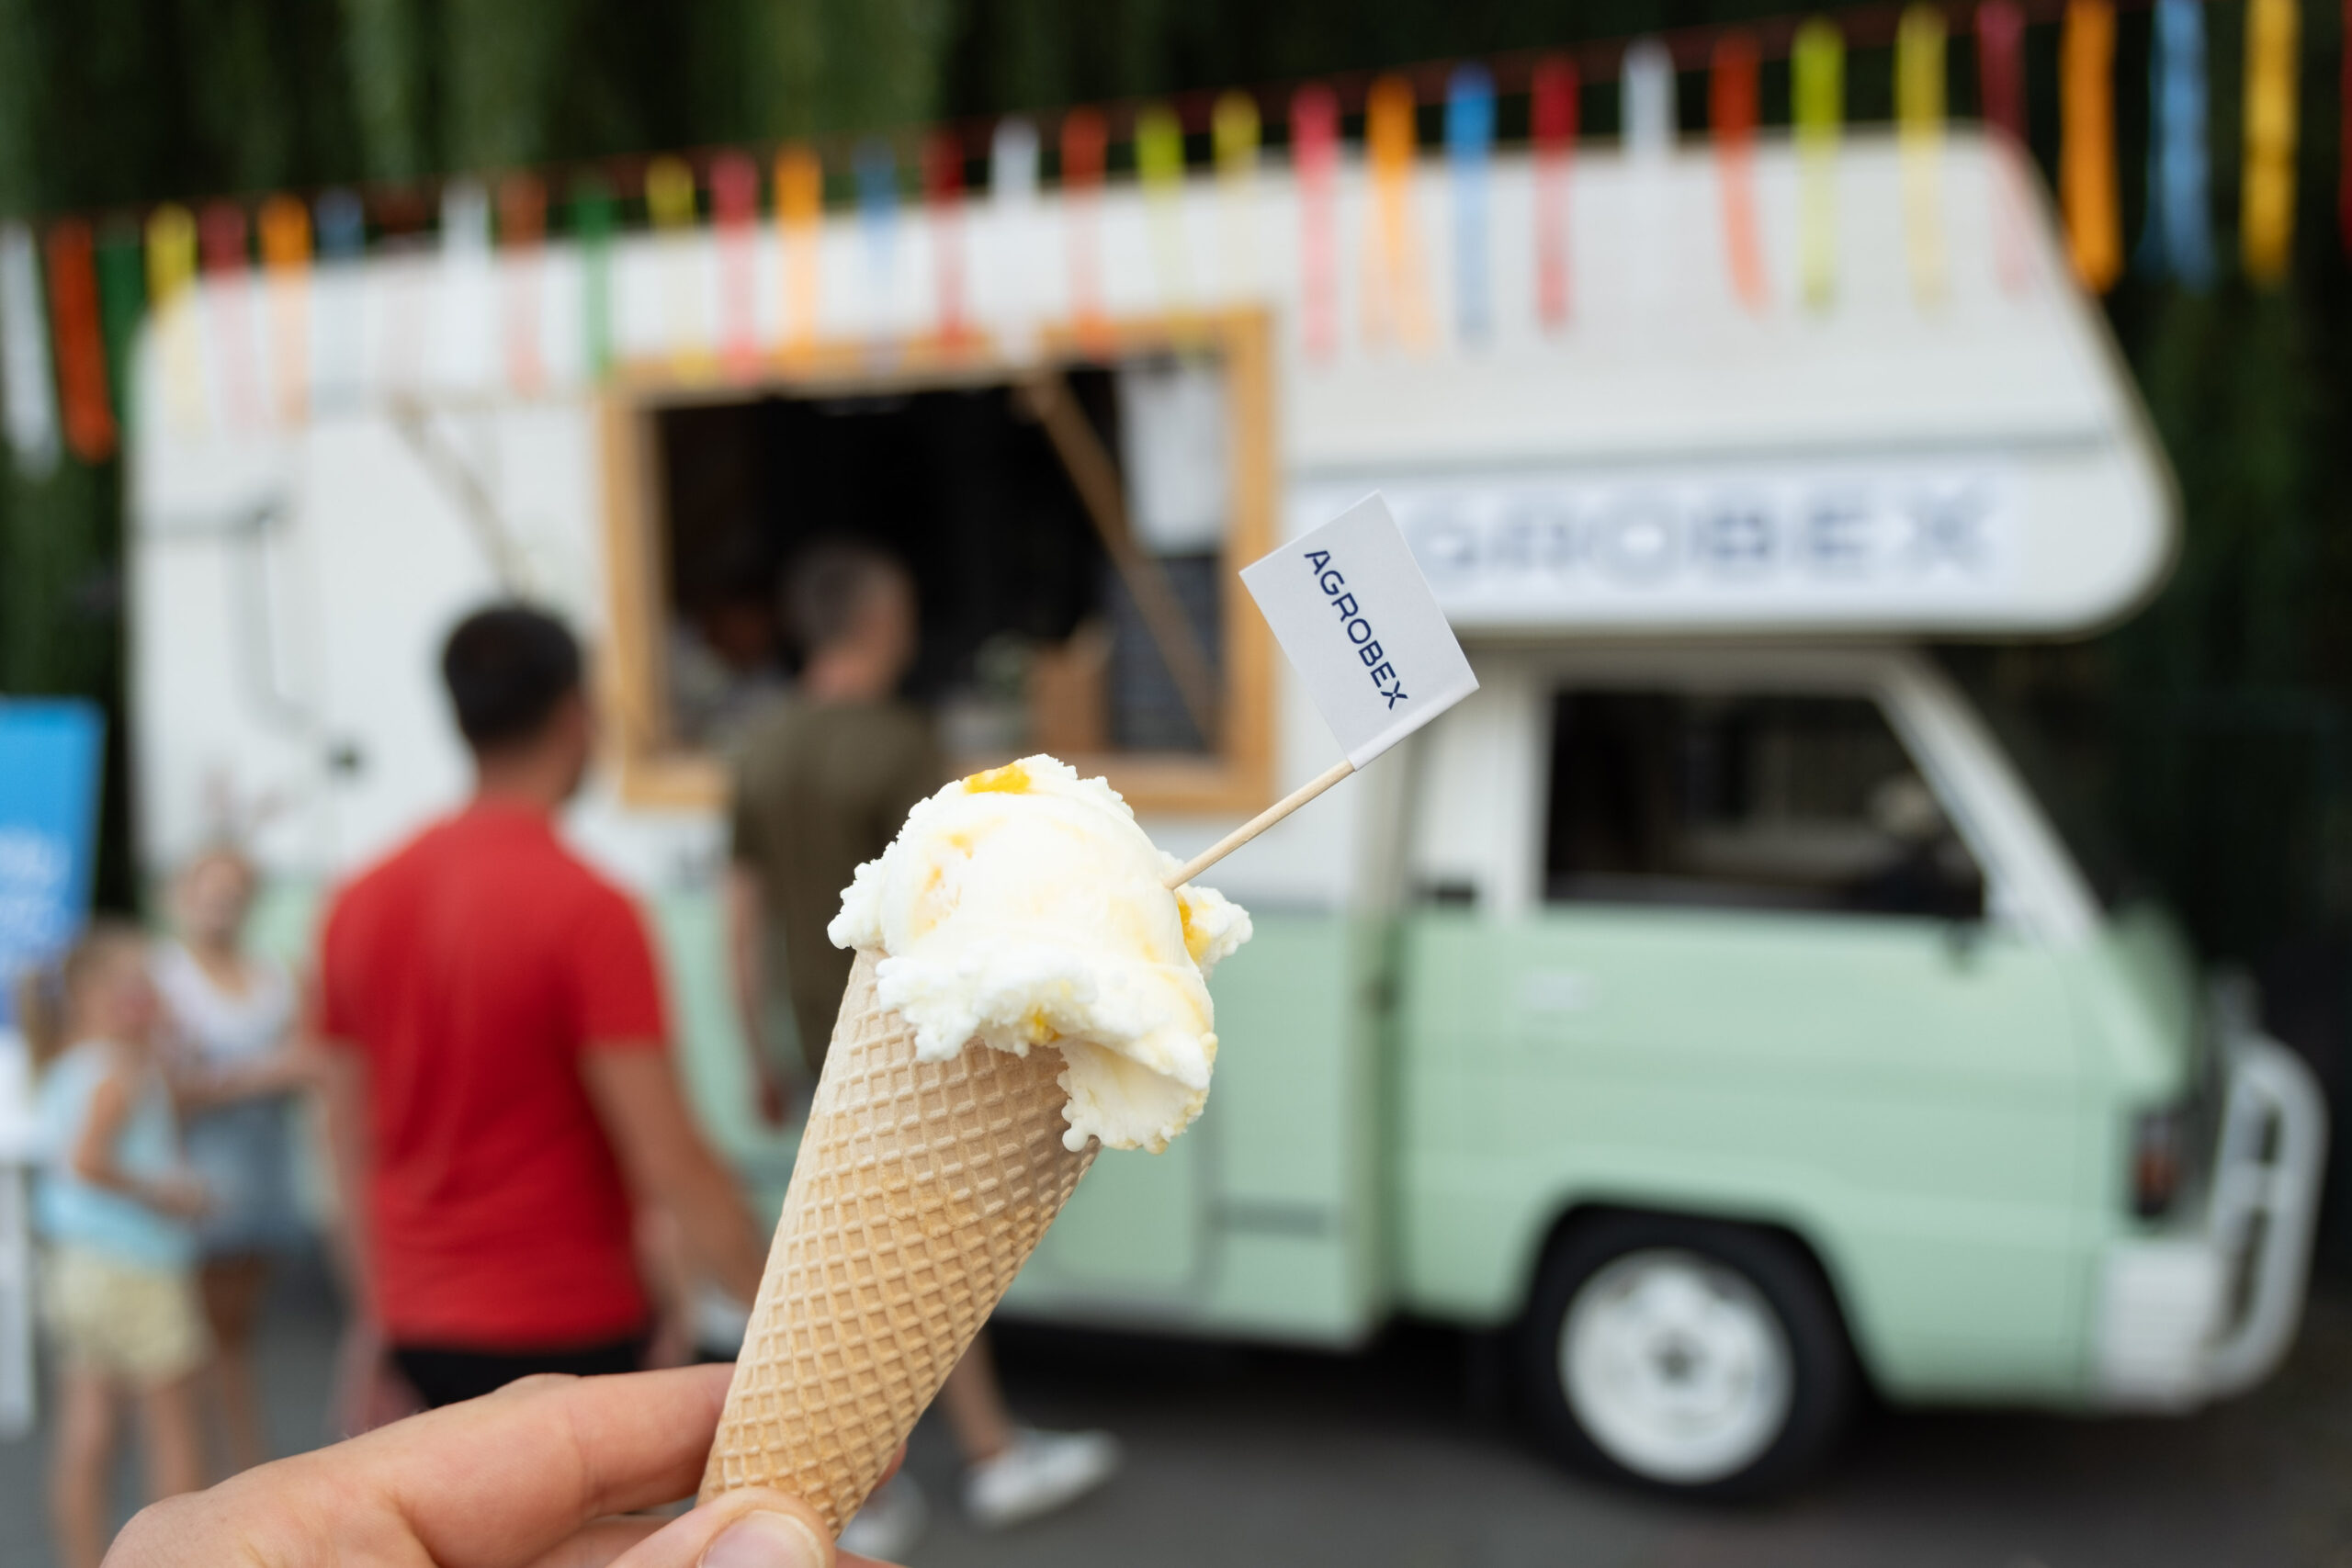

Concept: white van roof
[[134, 126, 2170, 643]]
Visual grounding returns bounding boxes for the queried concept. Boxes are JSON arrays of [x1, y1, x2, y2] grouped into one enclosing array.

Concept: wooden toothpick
[[1164, 757, 1355, 889]]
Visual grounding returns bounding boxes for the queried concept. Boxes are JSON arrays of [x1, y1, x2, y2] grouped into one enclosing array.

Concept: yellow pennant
[[645, 156, 707, 376], [776, 145, 823, 360], [1213, 90, 1261, 299], [145, 203, 206, 433], [2241, 0, 2299, 286], [1135, 104, 1192, 310], [1793, 18, 1844, 310], [1896, 5, 1948, 305], [2060, 0, 2121, 291], [1362, 73, 1435, 352]]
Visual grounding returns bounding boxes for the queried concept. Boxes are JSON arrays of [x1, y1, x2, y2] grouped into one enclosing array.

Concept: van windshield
[[1939, 656, 2141, 912]]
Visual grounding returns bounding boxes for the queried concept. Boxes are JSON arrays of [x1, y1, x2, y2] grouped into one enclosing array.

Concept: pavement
[[6, 1256, 2351, 1568]]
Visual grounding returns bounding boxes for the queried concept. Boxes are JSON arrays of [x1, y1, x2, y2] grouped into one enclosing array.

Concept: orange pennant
[[43, 220, 115, 461], [2060, 0, 2122, 291]]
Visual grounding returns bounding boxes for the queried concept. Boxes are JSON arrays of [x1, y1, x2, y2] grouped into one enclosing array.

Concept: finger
[[605, 1487, 832, 1568], [517, 1515, 666, 1568], [360, 1364, 738, 1568]]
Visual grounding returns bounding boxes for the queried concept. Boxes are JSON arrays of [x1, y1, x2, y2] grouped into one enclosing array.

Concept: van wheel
[[1518, 1213, 1853, 1499]]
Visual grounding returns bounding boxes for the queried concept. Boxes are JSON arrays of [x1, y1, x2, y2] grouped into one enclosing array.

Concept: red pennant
[[198, 201, 261, 428], [710, 152, 762, 379], [1712, 34, 1768, 310], [1292, 85, 1340, 360], [1532, 58, 1577, 331], [1977, 0, 2035, 293], [1060, 109, 1109, 350], [497, 174, 548, 392], [923, 131, 970, 349]]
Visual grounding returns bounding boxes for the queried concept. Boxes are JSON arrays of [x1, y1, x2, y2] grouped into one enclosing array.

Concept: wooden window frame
[[596, 309, 1277, 818]]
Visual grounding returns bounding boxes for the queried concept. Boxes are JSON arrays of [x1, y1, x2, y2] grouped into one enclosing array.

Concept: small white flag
[[1242, 491, 1478, 768]]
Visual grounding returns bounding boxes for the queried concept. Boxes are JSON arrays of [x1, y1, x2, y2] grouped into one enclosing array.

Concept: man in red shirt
[[319, 604, 764, 1408]]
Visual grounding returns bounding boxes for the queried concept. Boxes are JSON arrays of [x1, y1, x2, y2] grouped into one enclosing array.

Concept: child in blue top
[[25, 919, 209, 1568]]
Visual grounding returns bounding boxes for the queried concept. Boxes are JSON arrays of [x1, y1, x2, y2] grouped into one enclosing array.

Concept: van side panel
[[1394, 908, 2102, 1404], [1006, 910, 1388, 1345]]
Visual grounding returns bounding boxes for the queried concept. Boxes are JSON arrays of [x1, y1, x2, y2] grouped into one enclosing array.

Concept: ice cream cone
[[698, 948, 1098, 1530]]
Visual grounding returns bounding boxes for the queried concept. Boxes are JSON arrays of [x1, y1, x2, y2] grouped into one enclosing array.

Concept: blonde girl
[[23, 920, 209, 1568], [156, 846, 311, 1474]]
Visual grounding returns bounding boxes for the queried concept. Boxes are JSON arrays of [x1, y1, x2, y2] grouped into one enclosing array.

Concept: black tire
[[1516, 1212, 1855, 1500]]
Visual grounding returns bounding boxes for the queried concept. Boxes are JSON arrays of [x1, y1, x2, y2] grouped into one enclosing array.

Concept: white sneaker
[[963, 1427, 1122, 1529], [838, 1473, 929, 1561]]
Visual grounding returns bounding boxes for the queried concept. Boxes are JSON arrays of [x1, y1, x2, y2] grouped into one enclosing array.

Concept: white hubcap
[[1560, 1248, 1793, 1484]]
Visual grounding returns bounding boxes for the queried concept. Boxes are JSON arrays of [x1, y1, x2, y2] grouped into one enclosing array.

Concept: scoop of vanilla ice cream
[[827, 755, 1251, 1153]]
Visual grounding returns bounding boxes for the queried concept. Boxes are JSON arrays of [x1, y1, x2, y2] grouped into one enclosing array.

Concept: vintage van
[[128, 125, 2324, 1495]]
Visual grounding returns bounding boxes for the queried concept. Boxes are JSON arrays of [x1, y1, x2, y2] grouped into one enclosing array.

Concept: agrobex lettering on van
[[1241, 493, 1480, 771]]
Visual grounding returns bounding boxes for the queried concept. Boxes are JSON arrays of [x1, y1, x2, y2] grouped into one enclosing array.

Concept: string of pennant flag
[[0, 0, 2335, 478]]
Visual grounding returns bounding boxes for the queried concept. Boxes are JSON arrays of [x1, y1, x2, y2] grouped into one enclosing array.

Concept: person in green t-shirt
[[728, 541, 940, 1111], [725, 539, 1121, 1553]]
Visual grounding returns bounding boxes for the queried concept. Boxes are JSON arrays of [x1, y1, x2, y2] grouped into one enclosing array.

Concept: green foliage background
[[0, 0, 2346, 992]]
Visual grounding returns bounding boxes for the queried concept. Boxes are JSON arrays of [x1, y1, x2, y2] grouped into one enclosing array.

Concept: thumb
[[605, 1488, 835, 1568]]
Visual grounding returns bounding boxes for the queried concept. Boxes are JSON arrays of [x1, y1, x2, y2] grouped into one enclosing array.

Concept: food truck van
[[129, 126, 2324, 1495]]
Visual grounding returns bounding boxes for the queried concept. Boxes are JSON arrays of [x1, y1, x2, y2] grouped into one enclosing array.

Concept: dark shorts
[[390, 1332, 650, 1409]]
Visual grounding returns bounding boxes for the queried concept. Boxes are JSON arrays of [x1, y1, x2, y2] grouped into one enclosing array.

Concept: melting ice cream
[[827, 755, 1252, 1152]]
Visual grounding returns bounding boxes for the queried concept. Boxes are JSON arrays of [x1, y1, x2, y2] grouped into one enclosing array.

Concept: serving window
[[598, 312, 1274, 815]]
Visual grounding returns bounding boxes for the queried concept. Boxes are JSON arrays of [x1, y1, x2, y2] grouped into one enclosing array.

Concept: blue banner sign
[[0, 701, 104, 1028]]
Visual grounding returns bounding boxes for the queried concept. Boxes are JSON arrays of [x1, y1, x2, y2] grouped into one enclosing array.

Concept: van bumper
[[2092, 993, 2328, 1411]]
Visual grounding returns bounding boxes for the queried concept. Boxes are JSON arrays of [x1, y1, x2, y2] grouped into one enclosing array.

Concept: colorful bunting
[[24, 0, 2338, 464], [2241, 0, 2299, 287], [645, 157, 695, 230], [1977, 0, 2027, 142], [2143, 0, 2215, 289], [1213, 90, 1261, 299], [199, 202, 260, 428], [571, 178, 616, 379], [1794, 17, 1844, 310], [497, 174, 548, 392], [1975, 0, 2035, 294], [1531, 56, 1577, 331], [1362, 73, 1434, 352], [311, 190, 367, 409], [1896, 5, 1947, 305], [710, 152, 762, 378], [1059, 108, 1110, 345], [145, 204, 204, 433], [1136, 104, 1192, 310], [0, 222, 59, 474], [2061, 0, 2121, 293], [924, 132, 971, 349], [854, 140, 899, 348], [1291, 85, 1340, 361], [258, 196, 311, 423], [1711, 33, 1768, 311], [1623, 39, 1677, 157], [645, 158, 705, 373], [44, 220, 117, 461], [1446, 65, 1496, 345], [94, 226, 142, 433], [775, 145, 824, 360], [989, 118, 1042, 363], [2342, 0, 2352, 261]]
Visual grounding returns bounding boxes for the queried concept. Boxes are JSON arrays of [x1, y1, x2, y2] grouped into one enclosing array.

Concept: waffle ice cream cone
[[698, 948, 1097, 1529]]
